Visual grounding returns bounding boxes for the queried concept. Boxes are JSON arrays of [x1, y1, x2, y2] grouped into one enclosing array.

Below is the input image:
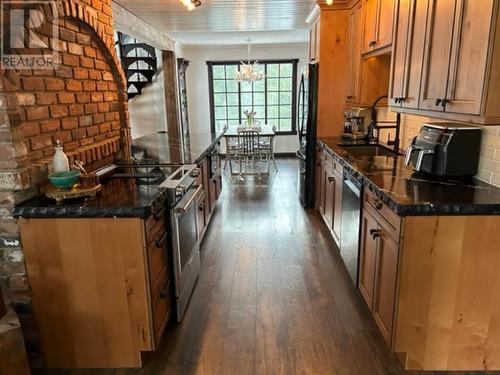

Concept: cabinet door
[[332, 172, 343, 245], [363, 0, 379, 53], [319, 158, 327, 216], [359, 209, 379, 309], [401, 0, 429, 109], [445, 0, 494, 115], [390, 0, 429, 108], [315, 151, 323, 209], [346, 2, 363, 102], [372, 229, 399, 346], [324, 166, 335, 229], [389, 0, 412, 106], [376, 0, 395, 49], [419, 0, 456, 111]]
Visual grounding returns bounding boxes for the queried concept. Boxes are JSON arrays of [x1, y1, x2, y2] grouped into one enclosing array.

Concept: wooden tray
[[44, 184, 102, 203]]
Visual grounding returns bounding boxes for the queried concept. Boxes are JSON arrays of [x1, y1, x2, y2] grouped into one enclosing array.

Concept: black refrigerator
[[297, 63, 319, 208]]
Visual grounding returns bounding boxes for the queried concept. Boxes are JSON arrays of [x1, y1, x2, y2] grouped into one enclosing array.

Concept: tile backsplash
[[377, 109, 500, 187]]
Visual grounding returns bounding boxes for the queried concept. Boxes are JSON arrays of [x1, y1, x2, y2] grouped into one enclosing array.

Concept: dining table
[[221, 124, 277, 175]]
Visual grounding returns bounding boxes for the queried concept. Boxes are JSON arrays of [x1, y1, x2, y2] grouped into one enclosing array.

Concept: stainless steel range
[[97, 163, 203, 321], [160, 164, 203, 321]]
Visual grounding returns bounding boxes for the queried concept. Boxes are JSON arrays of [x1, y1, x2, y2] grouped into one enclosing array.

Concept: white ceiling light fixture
[[326, 0, 333, 4], [179, 0, 201, 11], [235, 39, 266, 83]]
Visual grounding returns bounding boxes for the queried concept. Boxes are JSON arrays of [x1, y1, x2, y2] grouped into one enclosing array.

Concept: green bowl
[[48, 170, 81, 189]]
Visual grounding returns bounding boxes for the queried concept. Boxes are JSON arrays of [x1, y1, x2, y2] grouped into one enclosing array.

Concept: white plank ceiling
[[113, 0, 318, 33]]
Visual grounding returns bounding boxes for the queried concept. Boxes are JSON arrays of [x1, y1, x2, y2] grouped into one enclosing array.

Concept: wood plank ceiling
[[113, 0, 318, 33]]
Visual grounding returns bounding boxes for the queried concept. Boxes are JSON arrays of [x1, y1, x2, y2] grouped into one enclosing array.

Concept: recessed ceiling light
[[179, 0, 201, 11], [326, 0, 333, 4]]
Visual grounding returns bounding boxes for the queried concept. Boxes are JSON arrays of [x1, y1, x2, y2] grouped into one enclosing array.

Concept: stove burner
[[109, 166, 166, 185], [96, 163, 199, 207]]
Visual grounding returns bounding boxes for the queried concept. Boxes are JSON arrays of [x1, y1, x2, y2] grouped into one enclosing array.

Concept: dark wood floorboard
[[40, 158, 496, 375]]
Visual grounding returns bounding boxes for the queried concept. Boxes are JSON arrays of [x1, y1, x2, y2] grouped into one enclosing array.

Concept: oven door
[[171, 185, 203, 320]]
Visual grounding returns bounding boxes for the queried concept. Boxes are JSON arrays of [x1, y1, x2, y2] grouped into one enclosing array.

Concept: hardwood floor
[[42, 158, 493, 375]]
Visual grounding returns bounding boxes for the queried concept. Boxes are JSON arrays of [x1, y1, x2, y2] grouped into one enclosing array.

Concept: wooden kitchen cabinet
[[390, 0, 500, 123], [316, 148, 342, 247], [198, 150, 222, 238], [346, 1, 363, 103], [359, 208, 379, 309], [362, 0, 395, 55], [358, 187, 500, 369], [324, 165, 335, 229], [389, 0, 428, 108], [19, 217, 173, 368], [315, 149, 323, 210], [371, 216, 399, 345], [418, 0, 456, 112], [346, 0, 392, 107], [362, 0, 379, 54], [359, 189, 401, 346], [444, 0, 495, 114]]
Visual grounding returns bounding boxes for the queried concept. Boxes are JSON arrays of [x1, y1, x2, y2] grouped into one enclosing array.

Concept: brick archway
[[1, 0, 131, 179]]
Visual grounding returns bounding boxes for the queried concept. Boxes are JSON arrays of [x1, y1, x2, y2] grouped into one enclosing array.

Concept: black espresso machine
[[404, 123, 482, 177]]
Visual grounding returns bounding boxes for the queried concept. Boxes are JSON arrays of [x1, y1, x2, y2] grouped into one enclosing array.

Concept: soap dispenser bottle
[[52, 140, 69, 173]]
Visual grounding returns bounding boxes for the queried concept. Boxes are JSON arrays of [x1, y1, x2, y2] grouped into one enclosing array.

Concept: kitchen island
[[316, 137, 500, 371], [12, 131, 224, 369], [14, 131, 224, 219]]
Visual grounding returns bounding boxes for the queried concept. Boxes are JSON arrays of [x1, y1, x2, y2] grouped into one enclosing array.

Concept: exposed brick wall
[[0, 0, 132, 367], [14, 20, 126, 172]]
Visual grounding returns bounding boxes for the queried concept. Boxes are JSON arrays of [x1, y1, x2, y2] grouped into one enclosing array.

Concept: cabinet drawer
[[318, 148, 327, 161], [145, 208, 166, 236], [151, 268, 171, 345], [323, 153, 343, 176], [332, 158, 343, 177], [147, 221, 168, 285], [364, 189, 401, 240]]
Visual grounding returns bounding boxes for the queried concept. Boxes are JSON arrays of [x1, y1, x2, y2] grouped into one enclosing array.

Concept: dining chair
[[259, 125, 278, 173], [237, 130, 261, 178]]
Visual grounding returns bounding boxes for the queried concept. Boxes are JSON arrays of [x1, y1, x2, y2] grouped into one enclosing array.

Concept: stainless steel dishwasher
[[340, 168, 363, 285]]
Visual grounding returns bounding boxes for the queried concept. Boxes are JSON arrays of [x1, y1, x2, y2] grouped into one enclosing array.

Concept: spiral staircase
[[115, 33, 158, 99]]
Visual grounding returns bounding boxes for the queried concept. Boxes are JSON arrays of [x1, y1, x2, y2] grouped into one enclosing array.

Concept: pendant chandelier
[[235, 39, 266, 83]]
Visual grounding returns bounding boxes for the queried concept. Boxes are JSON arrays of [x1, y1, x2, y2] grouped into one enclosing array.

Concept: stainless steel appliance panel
[[340, 170, 363, 285], [170, 184, 203, 321]]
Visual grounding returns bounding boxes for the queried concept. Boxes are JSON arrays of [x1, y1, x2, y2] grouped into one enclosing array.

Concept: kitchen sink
[[339, 144, 398, 157]]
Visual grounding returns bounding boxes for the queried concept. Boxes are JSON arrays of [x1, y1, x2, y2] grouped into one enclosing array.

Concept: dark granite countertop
[[12, 178, 165, 219], [13, 131, 224, 219], [318, 137, 500, 216], [131, 131, 224, 165]]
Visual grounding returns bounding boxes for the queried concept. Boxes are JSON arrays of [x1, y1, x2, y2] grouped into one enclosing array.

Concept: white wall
[[128, 51, 168, 139], [177, 43, 309, 153]]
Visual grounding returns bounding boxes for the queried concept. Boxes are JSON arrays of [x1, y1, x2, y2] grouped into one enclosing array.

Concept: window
[[208, 60, 299, 134]]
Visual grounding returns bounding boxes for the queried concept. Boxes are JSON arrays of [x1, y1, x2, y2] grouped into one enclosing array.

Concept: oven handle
[[174, 185, 204, 215]]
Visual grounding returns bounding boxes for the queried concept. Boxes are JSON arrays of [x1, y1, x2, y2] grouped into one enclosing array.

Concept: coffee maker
[[343, 107, 370, 140]]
